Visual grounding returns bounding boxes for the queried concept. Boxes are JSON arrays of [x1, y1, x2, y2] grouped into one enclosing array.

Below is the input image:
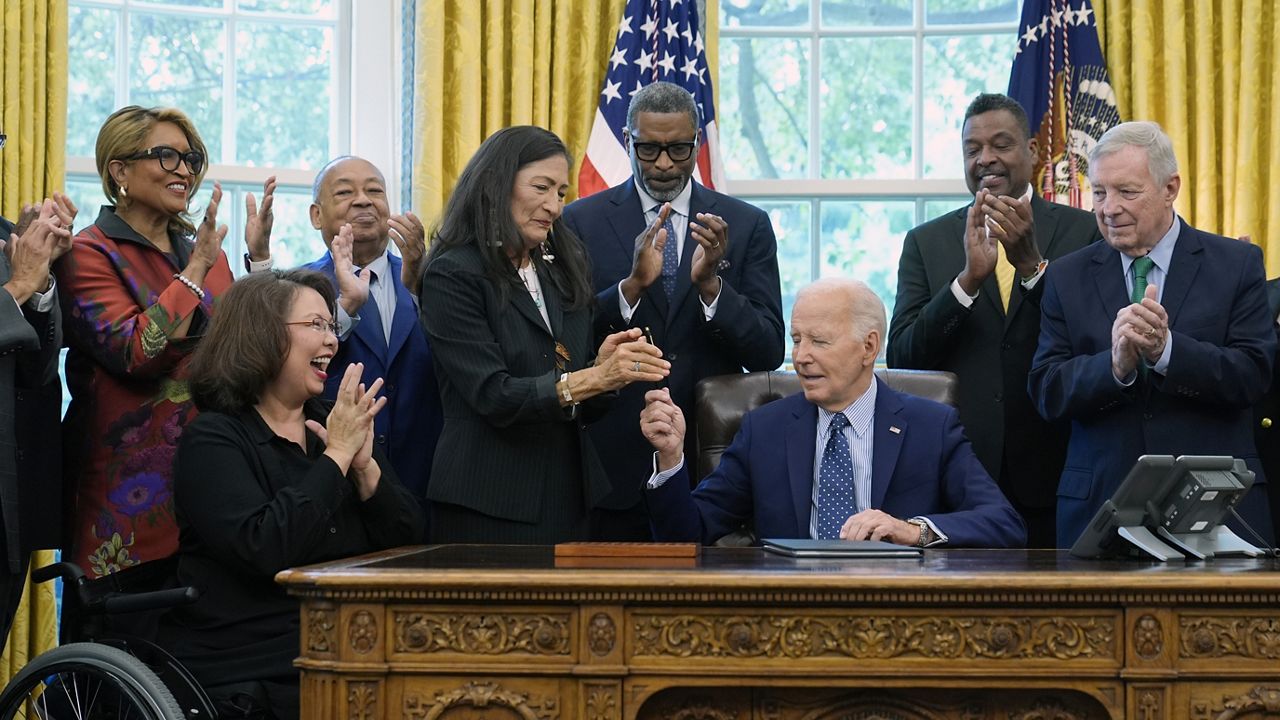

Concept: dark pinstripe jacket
[[418, 243, 610, 536], [0, 217, 63, 574]]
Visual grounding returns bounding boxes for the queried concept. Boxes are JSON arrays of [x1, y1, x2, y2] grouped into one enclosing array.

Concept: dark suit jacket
[[299, 252, 442, 504], [1253, 278, 1280, 545], [887, 195, 1099, 513], [1029, 220, 1277, 547], [646, 379, 1027, 548], [0, 216, 64, 574], [562, 181, 784, 510], [418, 243, 610, 533]]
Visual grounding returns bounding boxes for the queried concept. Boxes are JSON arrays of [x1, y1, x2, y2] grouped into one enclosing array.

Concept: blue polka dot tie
[[816, 413, 854, 540], [660, 213, 679, 298]]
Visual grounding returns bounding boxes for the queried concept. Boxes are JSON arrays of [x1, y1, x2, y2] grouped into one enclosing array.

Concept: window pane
[[821, 0, 912, 27], [921, 33, 1017, 178], [68, 7, 119, 158], [66, 177, 108, 235], [236, 22, 332, 168], [719, 38, 809, 180], [238, 0, 335, 16], [756, 200, 811, 328], [820, 37, 912, 179], [819, 200, 915, 318], [721, 0, 809, 28], [926, 0, 1018, 24], [129, 13, 226, 162], [133, 0, 223, 8], [923, 196, 970, 223]]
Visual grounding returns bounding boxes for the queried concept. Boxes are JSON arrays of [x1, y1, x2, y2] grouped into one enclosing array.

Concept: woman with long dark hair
[[420, 126, 669, 543]]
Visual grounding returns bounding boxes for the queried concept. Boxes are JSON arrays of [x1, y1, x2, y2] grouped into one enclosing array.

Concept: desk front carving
[[278, 547, 1280, 720]]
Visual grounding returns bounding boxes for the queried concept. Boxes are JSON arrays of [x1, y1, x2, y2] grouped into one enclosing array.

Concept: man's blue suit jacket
[[646, 379, 1027, 547], [300, 252, 443, 505], [562, 181, 784, 511], [1029, 221, 1277, 547]]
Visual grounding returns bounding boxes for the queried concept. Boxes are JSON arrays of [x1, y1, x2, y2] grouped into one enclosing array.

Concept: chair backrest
[[694, 369, 959, 480]]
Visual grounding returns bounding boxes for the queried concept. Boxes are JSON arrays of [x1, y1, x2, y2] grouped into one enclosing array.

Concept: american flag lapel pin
[[889, 426, 901, 434]]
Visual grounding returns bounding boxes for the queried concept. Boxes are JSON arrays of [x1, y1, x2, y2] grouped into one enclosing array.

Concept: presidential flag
[[1008, 0, 1120, 208], [578, 0, 723, 198]]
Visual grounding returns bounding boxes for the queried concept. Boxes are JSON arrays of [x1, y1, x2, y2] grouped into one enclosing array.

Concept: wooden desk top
[[278, 545, 1280, 605]]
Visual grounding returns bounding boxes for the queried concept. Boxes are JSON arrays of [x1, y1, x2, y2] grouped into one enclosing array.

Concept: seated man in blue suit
[[640, 278, 1025, 548], [297, 156, 443, 522], [1029, 121, 1276, 548]]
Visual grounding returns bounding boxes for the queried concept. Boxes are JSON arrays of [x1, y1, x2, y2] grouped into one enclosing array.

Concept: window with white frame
[[65, 0, 350, 270], [718, 0, 1019, 329]]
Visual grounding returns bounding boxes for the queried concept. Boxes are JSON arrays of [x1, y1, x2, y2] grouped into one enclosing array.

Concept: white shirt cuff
[[910, 516, 948, 547], [618, 280, 640, 322], [646, 451, 685, 489], [337, 304, 359, 340], [27, 275, 57, 312], [950, 277, 977, 308], [700, 277, 722, 320], [1020, 261, 1047, 290]]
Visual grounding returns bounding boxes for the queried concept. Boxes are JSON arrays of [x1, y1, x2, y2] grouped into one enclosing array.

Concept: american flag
[[577, 0, 724, 198], [1008, 0, 1120, 208]]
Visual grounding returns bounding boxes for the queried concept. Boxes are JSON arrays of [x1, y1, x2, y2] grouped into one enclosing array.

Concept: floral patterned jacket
[[56, 206, 233, 578]]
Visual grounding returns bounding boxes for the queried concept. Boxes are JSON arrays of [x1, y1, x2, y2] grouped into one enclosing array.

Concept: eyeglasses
[[285, 318, 340, 336], [631, 141, 697, 163], [120, 146, 206, 175]]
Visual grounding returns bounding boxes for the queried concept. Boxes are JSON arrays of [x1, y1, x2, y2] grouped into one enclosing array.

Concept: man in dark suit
[[888, 93, 1100, 547], [641, 278, 1025, 548], [297, 156, 442, 519], [1030, 121, 1276, 548], [1, 194, 74, 651], [562, 81, 784, 541], [1253, 277, 1280, 546]]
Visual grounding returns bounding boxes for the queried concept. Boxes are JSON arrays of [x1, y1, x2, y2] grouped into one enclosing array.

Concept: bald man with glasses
[[562, 81, 784, 541]]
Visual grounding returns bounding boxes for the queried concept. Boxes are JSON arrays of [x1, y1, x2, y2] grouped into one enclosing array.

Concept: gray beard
[[643, 178, 685, 203]]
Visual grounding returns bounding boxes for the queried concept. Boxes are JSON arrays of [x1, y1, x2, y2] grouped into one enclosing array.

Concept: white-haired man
[[1029, 121, 1276, 547]]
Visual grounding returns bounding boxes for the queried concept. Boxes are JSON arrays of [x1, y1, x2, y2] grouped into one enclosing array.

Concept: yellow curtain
[[412, 0, 628, 223], [0, 0, 67, 683], [1094, 0, 1280, 274]]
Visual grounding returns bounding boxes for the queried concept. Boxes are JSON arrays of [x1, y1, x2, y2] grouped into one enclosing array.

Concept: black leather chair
[[692, 369, 958, 546], [695, 368, 959, 480]]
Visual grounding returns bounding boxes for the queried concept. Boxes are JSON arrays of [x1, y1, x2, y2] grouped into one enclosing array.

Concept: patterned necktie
[[995, 239, 1015, 311], [660, 212, 679, 298], [1131, 256, 1154, 378], [1131, 256, 1155, 304], [815, 413, 854, 540]]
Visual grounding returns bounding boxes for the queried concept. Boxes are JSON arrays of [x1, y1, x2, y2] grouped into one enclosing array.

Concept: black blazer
[[561, 181, 784, 510], [0, 218, 64, 573], [1254, 278, 1280, 545], [418, 243, 610, 531], [887, 195, 1100, 512]]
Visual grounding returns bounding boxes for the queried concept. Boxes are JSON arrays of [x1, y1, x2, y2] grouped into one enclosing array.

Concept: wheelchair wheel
[[0, 643, 184, 720]]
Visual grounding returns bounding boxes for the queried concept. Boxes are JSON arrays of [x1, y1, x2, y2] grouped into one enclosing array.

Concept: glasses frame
[[630, 140, 698, 163], [285, 318, 340, 336], [120, 145, 206, 175]]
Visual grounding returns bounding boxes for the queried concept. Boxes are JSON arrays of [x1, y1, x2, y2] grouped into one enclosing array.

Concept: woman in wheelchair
[[160, 269, 426, 718]]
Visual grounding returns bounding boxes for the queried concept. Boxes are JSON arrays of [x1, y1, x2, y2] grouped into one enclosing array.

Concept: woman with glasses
[[54, 106, 275, 638], [162, 269, 423, 719]]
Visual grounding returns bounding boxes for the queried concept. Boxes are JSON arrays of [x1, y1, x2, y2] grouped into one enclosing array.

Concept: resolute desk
[[277, 546, 1280, 720]]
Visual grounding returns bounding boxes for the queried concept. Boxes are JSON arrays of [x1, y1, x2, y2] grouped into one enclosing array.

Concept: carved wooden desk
[[277, 546, 1280, 720]]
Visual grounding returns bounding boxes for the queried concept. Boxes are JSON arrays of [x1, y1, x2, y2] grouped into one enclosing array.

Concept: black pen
[[642, 326, 668, 388]]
